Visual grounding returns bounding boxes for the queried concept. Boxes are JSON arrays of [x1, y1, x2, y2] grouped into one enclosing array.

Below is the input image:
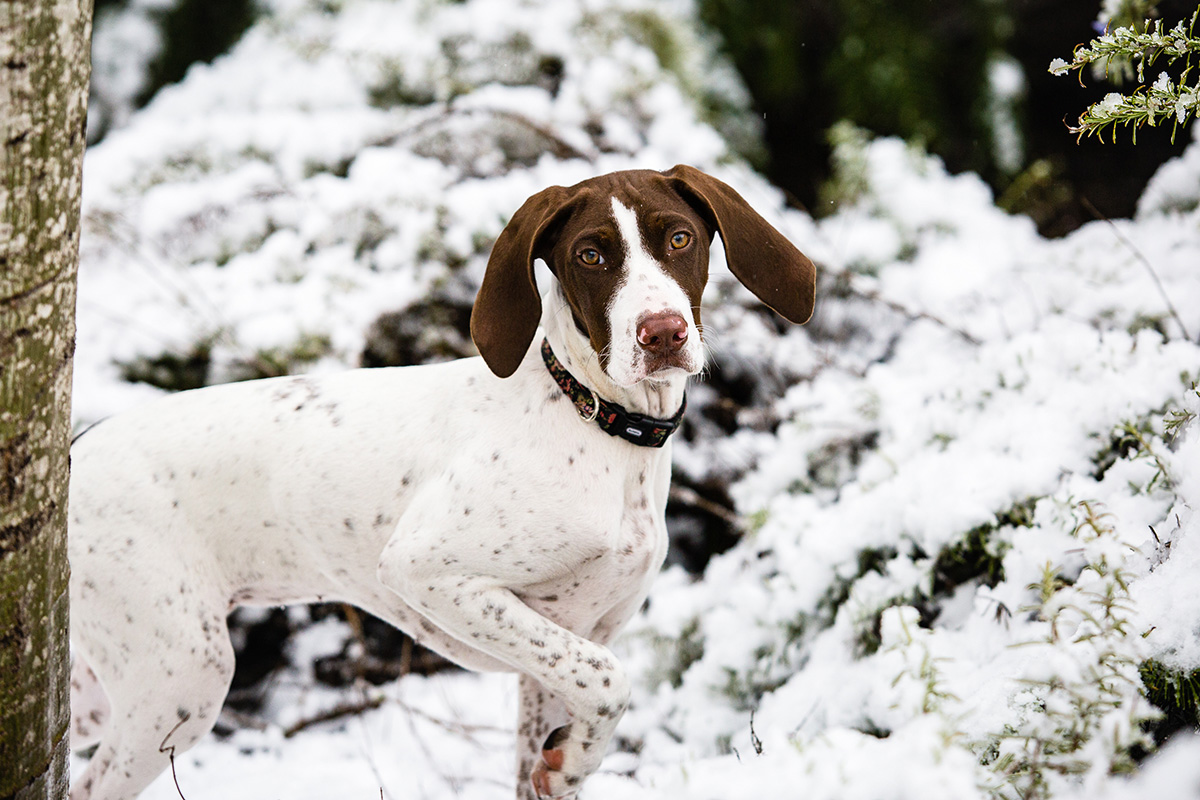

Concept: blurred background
[[87, 0, 1196, 236]]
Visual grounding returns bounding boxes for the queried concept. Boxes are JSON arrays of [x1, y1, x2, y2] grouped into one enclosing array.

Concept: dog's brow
[[645, 209, 694, 233], [609, 197, 652, 264], [572, 226, 616, 248]]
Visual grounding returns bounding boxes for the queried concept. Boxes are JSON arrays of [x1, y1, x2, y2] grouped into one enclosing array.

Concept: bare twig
[[159, 713, 192, 800], [282, 696, 386, 738], [1083, 196, 1193, 342], [392, 694, 511, 741], [375, 105, 596, 163], [843, 275, 982, 346], [668, 484, 744, 531]]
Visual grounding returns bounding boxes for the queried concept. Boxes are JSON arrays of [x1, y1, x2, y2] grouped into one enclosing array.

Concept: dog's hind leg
[[69, 656, 111, 751], [70, 605, 235, 800]]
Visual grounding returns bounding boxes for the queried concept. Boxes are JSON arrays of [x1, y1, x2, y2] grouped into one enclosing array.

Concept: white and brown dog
[[68, 165, 815, 800]]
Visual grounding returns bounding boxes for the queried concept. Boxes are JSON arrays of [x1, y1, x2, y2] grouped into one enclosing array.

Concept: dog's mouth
[[607, 350, 699, 388], [643, 353, 695, 377]]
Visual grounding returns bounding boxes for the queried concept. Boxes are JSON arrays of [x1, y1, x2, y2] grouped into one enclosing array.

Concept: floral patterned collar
[[540, 338, 686, 448]]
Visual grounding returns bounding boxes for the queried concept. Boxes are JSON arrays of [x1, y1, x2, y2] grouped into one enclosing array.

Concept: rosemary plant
[[1049, 6, 1200, 142]]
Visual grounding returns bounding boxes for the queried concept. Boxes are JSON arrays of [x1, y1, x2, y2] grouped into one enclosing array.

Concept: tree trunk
[[1, 1, 92, 798]]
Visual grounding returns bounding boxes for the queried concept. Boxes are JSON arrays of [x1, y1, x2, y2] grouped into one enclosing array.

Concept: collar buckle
[[579, 385, 600, 423]]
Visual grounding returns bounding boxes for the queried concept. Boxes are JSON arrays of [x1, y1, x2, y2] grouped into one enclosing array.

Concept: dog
[[68, 164, 816, 800]]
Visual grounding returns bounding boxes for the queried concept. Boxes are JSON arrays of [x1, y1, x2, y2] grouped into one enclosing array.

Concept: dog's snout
[[636, 313, 688, 354]]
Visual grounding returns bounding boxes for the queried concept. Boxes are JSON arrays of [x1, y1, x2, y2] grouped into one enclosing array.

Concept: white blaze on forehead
[[605, 197, 703, 386], [608, 197, 679, 314], [610, 198, 656, 278]]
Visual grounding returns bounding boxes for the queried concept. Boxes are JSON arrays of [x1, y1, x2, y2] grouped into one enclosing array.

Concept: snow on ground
[[71, 0, 1200, 798]]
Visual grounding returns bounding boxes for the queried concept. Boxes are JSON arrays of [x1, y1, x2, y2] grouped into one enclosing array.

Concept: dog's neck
[[540, 284, 689, 420]]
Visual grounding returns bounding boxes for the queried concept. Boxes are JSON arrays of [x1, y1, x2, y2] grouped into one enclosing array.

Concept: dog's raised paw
[[532, 726, 580, 800], [530, 759, 578, 800], [542, 724, 570, 769]]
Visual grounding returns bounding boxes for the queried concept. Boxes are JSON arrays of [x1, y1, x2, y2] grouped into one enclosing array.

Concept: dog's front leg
[[377, 558, 629, 799], [516, 674, 569, 800]]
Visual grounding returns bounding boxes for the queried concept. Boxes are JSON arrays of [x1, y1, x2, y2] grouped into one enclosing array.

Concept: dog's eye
[[578, 248, 604, 267], [669, 232, 691, 250]]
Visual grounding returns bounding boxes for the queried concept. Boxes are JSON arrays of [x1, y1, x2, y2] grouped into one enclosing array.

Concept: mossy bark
[[0, 0, 92, 797]]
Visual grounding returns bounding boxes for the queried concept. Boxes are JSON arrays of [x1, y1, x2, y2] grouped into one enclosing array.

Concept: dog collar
[[540, 338, 685, 448]]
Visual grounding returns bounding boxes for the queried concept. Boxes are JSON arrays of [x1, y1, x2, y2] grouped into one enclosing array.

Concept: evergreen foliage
[[1051, 5, 1200, 142]]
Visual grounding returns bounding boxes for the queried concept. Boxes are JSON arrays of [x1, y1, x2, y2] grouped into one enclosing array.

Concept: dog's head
[[470, 165, 816, 384]]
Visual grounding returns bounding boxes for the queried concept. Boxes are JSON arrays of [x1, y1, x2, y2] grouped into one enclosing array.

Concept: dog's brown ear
[[665, 164, 816, 324], [471, 185, 572, 378]]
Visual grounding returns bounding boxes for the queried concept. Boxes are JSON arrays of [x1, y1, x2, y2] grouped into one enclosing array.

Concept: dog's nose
[[637, 313, 688, 354]]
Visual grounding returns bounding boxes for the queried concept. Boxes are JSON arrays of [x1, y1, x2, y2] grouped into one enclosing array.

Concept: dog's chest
[[518, 468, 668, 637]]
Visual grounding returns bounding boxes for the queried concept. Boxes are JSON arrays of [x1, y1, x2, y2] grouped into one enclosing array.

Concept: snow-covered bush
[[617, 138, 1200, 798], [89, 0, 259, 141]]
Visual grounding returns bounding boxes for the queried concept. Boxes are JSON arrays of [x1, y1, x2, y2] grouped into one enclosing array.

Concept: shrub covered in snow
[[72, 0, 1200, 798], [613, 124, 1200, 799]]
